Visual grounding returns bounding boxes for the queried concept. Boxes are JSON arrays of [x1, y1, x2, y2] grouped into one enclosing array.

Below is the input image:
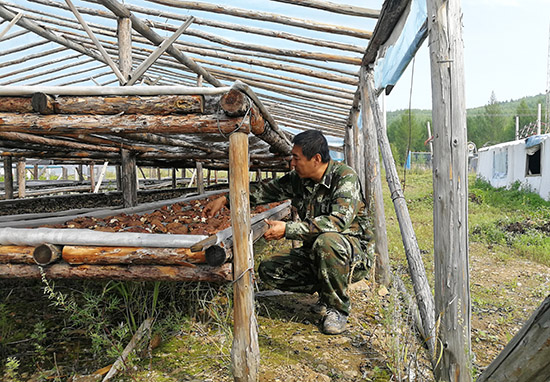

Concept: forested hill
[[386, 93, 547, 166]]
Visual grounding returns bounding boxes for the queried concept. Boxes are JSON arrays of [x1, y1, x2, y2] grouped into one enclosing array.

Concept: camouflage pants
[[258, 232, 370, 315]]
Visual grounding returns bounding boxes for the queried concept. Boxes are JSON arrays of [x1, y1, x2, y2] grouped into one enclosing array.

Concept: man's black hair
[[292, 130, 330, 163]]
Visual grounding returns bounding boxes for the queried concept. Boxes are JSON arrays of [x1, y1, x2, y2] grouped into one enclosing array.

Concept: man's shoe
[[322, 308, 348, 335], [310, 300, 327, 315]]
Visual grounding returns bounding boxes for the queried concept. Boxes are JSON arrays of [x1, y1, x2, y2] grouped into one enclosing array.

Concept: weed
[[30, 322, 47, 364], [3, 357, 21, 382]]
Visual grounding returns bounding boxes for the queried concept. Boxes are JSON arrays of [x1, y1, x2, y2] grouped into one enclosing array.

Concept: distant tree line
[[386, 93, 547, 166]]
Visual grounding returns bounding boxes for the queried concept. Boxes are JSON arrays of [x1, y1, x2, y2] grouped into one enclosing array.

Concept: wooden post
[[115, 165, 122, 190], [196, 161, 204, 195], [77, 164, 84, 182], [359, 67, 390, 286], [426, 0, 471, 380], [33, 164, 38, 180], [89, 163, 96, 192], [17, 159, 25, 198], [3, 156, 13, 199], [172, 168, 177, 188], [121, 149, 137, 208], [229, 132, 259, 382], [365, 71, 436, 358], [62, 166, 68, 180], [117, 16, 132, 83], [345, 109, 359, 166]]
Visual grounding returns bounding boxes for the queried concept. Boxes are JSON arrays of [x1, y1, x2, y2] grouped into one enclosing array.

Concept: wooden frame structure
[[0, 0, 496, 381]]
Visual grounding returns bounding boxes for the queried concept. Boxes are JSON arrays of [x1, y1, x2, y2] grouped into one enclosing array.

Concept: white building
[[477, 134, 550, 200]]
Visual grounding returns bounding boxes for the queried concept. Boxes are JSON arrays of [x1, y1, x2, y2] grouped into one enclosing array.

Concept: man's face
[[290, 145, 319, 179]]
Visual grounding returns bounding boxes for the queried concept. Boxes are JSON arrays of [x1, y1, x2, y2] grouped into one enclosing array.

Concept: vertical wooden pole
[[365, 71, 436, 358], [121, 149, 137, 208], [62, 166, 68, 180], [229, 132, 259, 382], [3, 156, 13, 199], [359, 67, 390, 286], [77, 164, 84, 182], [17, 159, 26, 198], [345, 110, 359, 166], [196, 161, 204, 195], [172, 168, 177, 188], [33, 164, 38, 180], [89, 163, 95, 192], [426, 0, 471, 380], [117, 16, 132, 84]]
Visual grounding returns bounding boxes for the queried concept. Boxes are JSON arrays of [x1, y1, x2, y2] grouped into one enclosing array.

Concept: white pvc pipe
[[0, 227, 207, 248], [0, 85, 231, 96]]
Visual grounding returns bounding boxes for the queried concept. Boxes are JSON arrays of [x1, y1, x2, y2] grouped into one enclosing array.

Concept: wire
[[403, 56, 416, 192]]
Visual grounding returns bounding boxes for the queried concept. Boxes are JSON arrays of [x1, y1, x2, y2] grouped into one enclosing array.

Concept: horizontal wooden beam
[[0, 262, 232, 282], [0, 112, 260, 135], [149, 0, 373, 39], [270, 0, 380, 18], [28, 93, 204, 115]]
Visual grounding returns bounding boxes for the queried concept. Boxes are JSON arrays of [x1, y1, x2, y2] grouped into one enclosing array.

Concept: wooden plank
[[0, 262, 232, 282], [477, 296, 550, 382], [229, 131, 259, 381], [427, 0, 471, 379]]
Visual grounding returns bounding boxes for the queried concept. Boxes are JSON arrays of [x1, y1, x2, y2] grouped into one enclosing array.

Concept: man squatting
[[203, 130, 374, 335]]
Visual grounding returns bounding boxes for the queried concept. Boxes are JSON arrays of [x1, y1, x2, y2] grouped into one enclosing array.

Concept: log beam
[[0, 112, 253, 135], [0, 262, 232, 282], [62, 246, 206, 265], [0, 96, 33, 112], [29, 93, 204, 115], [0, 245, 34, 264]]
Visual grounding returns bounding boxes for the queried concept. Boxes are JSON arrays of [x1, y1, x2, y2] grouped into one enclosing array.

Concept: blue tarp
[[525, 134, 550, 148], [374, 0, 428, 91]]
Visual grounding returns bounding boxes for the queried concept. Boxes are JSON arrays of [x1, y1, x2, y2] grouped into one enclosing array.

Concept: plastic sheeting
[[374, 0, 427, 92]]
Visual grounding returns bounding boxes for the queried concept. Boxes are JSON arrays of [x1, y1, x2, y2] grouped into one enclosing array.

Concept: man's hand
[[263, 219, 285, 241], [202, 196, 227, 218]]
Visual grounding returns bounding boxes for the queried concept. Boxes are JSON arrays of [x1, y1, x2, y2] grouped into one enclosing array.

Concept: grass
[[2, 168, 550, 380]]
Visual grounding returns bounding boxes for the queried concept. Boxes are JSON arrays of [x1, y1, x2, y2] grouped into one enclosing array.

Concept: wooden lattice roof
[[0, 0, 407, 170]]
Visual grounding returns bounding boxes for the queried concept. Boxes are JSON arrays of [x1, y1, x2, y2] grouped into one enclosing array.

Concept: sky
[[384, 0, 550, 112]]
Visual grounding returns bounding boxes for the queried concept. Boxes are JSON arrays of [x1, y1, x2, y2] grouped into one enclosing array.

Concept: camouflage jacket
[[249, 160, 373, 253]]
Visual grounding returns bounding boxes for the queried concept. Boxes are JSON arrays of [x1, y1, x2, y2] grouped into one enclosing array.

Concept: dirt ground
[[1, 239, 549, 381]]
